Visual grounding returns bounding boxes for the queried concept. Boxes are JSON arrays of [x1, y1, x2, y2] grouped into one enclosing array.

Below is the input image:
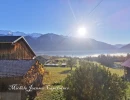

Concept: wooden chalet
[[121, 58, 130, 81], [0, 60, 44, 100], [0, 36, 46, 100], [0, 36, 36, 59]]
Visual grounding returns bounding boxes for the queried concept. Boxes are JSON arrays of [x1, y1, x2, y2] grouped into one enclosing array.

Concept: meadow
[[43, 67, 71, 85], [34, 65, 130, 100], [35, 67, 71, 100]]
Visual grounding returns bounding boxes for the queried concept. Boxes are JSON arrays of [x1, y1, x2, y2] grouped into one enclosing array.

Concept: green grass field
[[43, 66, 124, 84], [105, 67, 124, 76], [43, 67, 71, 85], [34, 66, 130, 100], [35, 67, 71, 100], [90, 62, 124, 76]]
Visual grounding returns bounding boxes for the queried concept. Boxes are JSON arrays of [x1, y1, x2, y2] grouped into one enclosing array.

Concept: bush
[[51, 89, 65, 100], [63, 62, 127, 100], [35, 86, 65, 100], [52, 81, 62, 86]]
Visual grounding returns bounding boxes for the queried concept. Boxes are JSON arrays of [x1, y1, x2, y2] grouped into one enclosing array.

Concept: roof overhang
[[12, 36, 36, 56], [121, 58, 130, 68]]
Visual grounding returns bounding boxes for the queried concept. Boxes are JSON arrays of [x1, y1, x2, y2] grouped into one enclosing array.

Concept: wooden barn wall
[[0, 39, 34, 59], [0, 43, 14, 58], [0, 77, 22, 92], [0, 91, 26, 100], [14, 39, 34, 59]]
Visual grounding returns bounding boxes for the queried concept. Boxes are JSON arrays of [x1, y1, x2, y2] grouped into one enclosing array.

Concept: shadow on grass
[[59, 70, 71, 74]]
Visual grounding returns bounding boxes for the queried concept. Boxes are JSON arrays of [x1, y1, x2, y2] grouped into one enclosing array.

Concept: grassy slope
[[35, 67, 71, 100], [105, 67, 124, 76], [44, 66, 124, 84], [93, 61, 124, 76], [43, 67, 71, 85], [35, 66, 129, 100]]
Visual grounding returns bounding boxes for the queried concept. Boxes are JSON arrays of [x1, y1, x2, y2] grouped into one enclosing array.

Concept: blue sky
[[0, 0, 130, 44]]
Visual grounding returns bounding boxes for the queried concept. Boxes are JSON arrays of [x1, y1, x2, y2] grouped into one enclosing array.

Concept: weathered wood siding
[[0, 43, 14, 59], [14, 39, 34, 59], [0, 91, 26, 100], [0, 39, 34, 59]]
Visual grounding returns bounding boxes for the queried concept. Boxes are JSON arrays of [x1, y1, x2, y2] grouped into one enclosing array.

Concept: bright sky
[[0, 0, 130, 44]]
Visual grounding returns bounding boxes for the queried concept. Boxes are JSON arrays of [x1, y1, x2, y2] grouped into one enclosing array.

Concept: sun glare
[[77, 27, 87, 38]]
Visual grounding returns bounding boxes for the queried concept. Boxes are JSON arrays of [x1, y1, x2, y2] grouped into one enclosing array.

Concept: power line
[[51, 0, 104, 51], [68, 0, 104, 23], [87, 0, 104, 17]]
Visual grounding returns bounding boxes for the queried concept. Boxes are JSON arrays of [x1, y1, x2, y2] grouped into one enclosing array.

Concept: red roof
[[121, 58, 130, 68]]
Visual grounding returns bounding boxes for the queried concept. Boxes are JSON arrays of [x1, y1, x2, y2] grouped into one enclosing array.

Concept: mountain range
[[0, 30, 42, 38], [114, 44, 126, 48], [0, 30, 129, 51]]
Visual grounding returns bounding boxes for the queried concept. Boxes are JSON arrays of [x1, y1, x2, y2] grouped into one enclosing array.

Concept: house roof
[[0, 60, 36, 77], [121, 58, 130, 68], [0, 36, 21, 43], [0, 36, 36, 56], [35, 56, 47, 64]]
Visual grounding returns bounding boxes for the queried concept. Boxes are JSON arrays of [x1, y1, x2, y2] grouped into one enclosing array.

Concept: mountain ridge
[[0, 30, 128, 51], [120, 44, 130, 50], [24, 33, 117, 51]]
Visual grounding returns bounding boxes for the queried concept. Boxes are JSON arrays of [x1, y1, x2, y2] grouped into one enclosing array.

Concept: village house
[[121, 58, 130, 81], [0, 36, 36, 59], [0, 36, 45, 100], [44, 63, 66, 67], [0, 60, 44, 100]]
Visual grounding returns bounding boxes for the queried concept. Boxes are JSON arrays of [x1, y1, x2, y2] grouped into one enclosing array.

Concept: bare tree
[[67, 58, 76, 71]]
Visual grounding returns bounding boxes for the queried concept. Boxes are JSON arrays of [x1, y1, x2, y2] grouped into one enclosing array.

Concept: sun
[[77, 27, 87, 38]]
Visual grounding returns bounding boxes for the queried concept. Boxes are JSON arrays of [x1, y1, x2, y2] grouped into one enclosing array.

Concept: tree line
[[84, 53, 130, 67]]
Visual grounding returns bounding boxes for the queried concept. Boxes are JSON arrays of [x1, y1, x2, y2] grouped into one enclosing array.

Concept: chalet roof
[[35, 56, 47, 64], [0, 60, 36, 77], [0, 36, 36, 56], [121, 58, 130, 68], [0, 36, 21, 43]]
